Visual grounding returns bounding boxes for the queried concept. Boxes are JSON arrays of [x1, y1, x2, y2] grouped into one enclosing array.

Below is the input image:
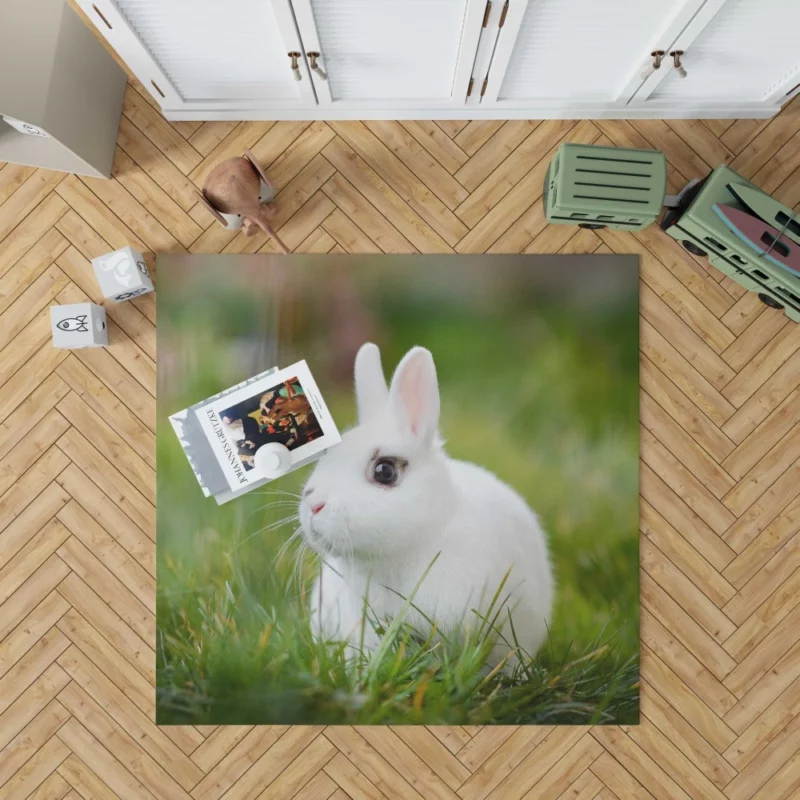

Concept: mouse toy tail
[[254, 213, 290, 254]]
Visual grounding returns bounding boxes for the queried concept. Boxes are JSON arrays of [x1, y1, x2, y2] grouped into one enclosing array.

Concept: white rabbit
[[299, 343, 553, 663]]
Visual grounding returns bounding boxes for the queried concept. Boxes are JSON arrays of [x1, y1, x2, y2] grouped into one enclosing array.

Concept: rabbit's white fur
[[300, 343, 553, 661]]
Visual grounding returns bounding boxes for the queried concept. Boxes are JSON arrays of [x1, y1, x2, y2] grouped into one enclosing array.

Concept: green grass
[[156, 534, 639, 725], [156, 256, 639, 725]]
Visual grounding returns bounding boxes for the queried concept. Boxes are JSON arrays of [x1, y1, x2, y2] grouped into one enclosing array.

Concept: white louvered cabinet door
[[74, 0, 316, 111], [480, 0, 708, 110], [289, 0, 487, 108], [632, 0, 800, 107]]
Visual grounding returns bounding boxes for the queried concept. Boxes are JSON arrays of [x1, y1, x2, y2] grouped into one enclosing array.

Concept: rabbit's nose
[[311, 501, 326, 516]]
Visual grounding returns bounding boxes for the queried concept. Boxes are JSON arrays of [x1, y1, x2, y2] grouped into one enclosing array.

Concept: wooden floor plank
[[0, 170, 65, 243], [55, 572, 155, 684], [187, 122, 238, 158], [640, 356, 736, 463], [56, 608, 155, 717], [364, 120, 469, 210], [0, 193, 68, 278], [329, 121, 468, 246], [0, 590, 69, 684], [0, 733, 71, 800], [435, 120, 470, 139], [263, 121, 336, 189], [0, 228, 68, 316], [641, 609, 738, 717], [322, 137, 453, 253], [122, 85, 202, 176], [0, 698, 70, 789], [455, 119, 576, 229], [458, 121, 599, 252], [56, 716, 159, 800], [0, 163, 37, 206], [640, 678, 737, 790], [55, 430, 155, 538], [56, 680, 194, 800], [57, 753, 121, 800], [0, 481, 70, 570], [55, 392, 154, 504], [641, 500, 735, 608], [321, 173, 415, 253], [400, 120, 469, 175], [116, 116, 202, 212], [55, 463, 155, 569], [454, 121, 539, 192], [111, 147, 203, 249], [641, 391, 736, 500], [724, 566, 800, 665], [260, 191, 335, 253], [56, 535, 154, 643]]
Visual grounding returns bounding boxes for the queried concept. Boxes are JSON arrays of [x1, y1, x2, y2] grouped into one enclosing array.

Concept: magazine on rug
[[170, 360, 341, 503]]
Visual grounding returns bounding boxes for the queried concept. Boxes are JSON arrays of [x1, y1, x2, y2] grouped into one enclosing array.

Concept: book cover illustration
[[170, 360, 341, 503]]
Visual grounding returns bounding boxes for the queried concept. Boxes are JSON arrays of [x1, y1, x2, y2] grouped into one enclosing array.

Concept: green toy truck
[[544, 142, 800, 322], [660, 165, 800, 323]]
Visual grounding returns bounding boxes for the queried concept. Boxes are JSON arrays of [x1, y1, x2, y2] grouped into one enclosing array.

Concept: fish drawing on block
[[713, 204, 800, 277], [57, 315, 89, 332]]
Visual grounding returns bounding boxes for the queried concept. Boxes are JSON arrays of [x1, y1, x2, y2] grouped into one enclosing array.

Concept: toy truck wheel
[[578, 223, 606, 230], [758, 293, 784, 310], [682, 240, 707, 257]]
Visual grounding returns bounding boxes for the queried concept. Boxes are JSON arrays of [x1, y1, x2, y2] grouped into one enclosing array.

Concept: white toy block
[[91, 246, 154, 302], [50, 303, 107, 349]]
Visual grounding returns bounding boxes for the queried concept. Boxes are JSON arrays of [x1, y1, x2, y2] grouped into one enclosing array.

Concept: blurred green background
[[156, 254, 640, 725]]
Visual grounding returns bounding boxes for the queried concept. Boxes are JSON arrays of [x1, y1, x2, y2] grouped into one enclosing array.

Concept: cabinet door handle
[[288, 52, 302, 81], [640, 50, 665, 81], [670, 50, 687, 79], [307, 52, 328, 81]]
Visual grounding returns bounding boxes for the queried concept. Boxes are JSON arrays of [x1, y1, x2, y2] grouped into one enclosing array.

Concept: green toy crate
[[661, 165, 800, 322], [544, 143, 667, 231]]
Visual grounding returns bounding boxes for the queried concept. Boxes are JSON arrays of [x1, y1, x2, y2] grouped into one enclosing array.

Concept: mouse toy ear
[[195, 190, 229, 228], [243, 149, 274, 192], [354, 343, 388, 423], [388, 347, 440, 447]]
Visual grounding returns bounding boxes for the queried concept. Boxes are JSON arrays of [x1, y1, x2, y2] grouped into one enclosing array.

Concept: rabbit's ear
[[389, 347, 440, 447], [355, 343, 388, 423]]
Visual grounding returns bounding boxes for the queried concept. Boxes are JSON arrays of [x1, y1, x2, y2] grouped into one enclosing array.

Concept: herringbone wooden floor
[[2, 73, 800, 799]]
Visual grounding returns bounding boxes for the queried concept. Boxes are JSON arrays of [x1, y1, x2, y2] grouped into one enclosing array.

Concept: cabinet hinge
[[482, 0, 492, 27], [467, 77, 474, 97], [499, 0, 509, 27], [480, 77, 488, 97]]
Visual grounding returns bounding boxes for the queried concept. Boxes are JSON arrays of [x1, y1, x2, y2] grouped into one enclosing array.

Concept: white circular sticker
[[253, 442, 292, 478]]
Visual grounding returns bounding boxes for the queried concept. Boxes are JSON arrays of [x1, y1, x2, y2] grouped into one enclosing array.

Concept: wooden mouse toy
[[196, 148, 289, 253]]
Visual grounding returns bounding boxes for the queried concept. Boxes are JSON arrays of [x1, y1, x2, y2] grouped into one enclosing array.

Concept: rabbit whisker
[[236, 514, 300, 549], [247, 501, 301, 516], [274, 527, 304, 566], [253, 489, 303, 500]]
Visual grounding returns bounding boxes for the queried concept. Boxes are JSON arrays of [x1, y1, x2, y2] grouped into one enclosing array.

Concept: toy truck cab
[[660, 165, 800, 322]]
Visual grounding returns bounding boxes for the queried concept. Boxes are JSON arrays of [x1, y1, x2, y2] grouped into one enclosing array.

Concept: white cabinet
[[290, 0, 486, 108], [630, 0, 800, 109], [76, 0, 800, 120], [78, 0, 316, 110], [479, 0, 707, 109]]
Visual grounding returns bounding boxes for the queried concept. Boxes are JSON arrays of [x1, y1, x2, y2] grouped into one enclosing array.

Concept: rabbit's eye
[[372, 458, 399, 486]]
